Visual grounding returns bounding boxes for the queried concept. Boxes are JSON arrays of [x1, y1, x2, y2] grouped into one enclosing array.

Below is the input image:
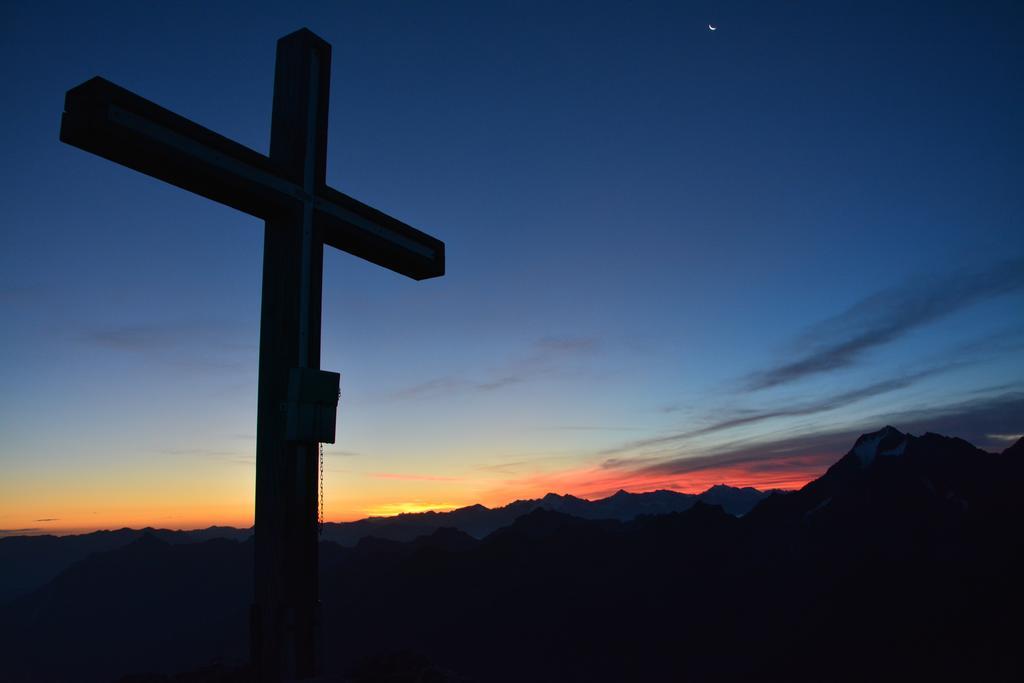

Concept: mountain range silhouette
[[0, 427, 1021, 682], [0, 483, 771, 604]]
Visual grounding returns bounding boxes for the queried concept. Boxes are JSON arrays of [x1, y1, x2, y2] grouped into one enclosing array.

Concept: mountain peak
[[853, 426, 907, 467], [696, 484, 772, 516]]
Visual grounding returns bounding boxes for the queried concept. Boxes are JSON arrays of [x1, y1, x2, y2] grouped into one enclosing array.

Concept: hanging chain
[[317, 386, 339, 536], [317, 441, 324, 535]]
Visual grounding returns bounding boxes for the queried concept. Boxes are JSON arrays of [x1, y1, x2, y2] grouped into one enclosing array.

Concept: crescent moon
[[708, 24, 717, 31]]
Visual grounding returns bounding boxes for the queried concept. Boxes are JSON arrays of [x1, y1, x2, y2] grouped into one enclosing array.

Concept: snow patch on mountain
[[879, 440, 907, 458], [853, 426, 906, 467]]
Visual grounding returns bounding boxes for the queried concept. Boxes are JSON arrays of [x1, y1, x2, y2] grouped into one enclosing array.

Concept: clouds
[[369, 472, 466, 482], [987, 433, 1024, 443], [600, 369, 951, 458], [72, 319, 256, 377], [673, 371, 948, 441], [387, 335, 600, 401], [745, 258, 1024, 390], [78, 320, 250, 352], [534, 336, 599, 353], [507, 388, 1023, 502], [80, 324, 182, 352], [569, 256, 1024, 497], [390, 377, 472, 400], [628, 388, 1024, 485], [883, 389, 1024, 450]]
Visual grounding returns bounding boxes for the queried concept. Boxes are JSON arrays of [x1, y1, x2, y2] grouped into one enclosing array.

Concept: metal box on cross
[[286, 368, 340, 443]]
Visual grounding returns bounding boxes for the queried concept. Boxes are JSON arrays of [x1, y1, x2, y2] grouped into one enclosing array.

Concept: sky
[[1, 1, 1022, 536]]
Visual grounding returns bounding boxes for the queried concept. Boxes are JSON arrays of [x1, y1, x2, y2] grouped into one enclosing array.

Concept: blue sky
[[1, 1, 1022, 533]]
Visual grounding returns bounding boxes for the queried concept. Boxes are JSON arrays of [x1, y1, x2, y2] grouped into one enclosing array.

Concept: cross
[[59, 28, 444, 681]]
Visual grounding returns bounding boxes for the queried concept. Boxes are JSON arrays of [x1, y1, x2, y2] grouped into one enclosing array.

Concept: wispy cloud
[[675, 369, 951, 439], [475, 459, 538, 474], [474, 452, 587, 475], [987, 433, 1023, 442], [79, 319, 246, 350], [368, 472, 467, 482], [883, 389, 1024, 450], [600, 369, 948, 457], [387, 334, 600, 400], [745, 258, 1024, 390], [533, 425, 646, 432], [477, 375, 526, 391], [535, 336, 599, 353], [74, 320, 255, 376], [81, 324, 177, 351], [152, 447, 240, 457], [150, 448, 256, 466], [389, 377, 473, 400], [489, 388, 1024, 502], [34, 518, 59, 522], [629, 389, 1024, 483]]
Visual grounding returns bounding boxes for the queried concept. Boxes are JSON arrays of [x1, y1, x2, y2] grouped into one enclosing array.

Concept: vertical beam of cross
[[252, 30, 330, 680], [60, 26, 446, 682]]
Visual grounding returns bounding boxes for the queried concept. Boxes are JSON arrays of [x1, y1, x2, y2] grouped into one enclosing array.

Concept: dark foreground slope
[[0, 486, 768, 603], [0, 428, 1021, 682], [0, 526, 252, 604], [321, 430, 1024, 682], [0, 536, 253, 681]]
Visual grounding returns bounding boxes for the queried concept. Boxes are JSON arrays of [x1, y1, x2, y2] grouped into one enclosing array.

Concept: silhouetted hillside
[[318, 484, 772, 546], [1, 428, 1021, 682], [0, 486, 768, 602], [315, 427, 1023, 682], [0, 534, 252, 682], [0, 525, 251, 604]]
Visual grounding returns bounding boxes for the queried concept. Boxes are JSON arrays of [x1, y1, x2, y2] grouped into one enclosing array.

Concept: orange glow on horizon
[[1, 454, 834, 537], [472, 453, 832, 507], [362, 502, 464, 517]]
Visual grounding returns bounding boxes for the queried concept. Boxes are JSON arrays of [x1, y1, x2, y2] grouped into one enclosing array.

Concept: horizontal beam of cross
[[60, 77, 444, 280]]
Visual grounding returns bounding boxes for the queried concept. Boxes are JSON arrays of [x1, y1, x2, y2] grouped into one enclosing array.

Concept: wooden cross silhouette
[[60, 28, 444, 681]]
